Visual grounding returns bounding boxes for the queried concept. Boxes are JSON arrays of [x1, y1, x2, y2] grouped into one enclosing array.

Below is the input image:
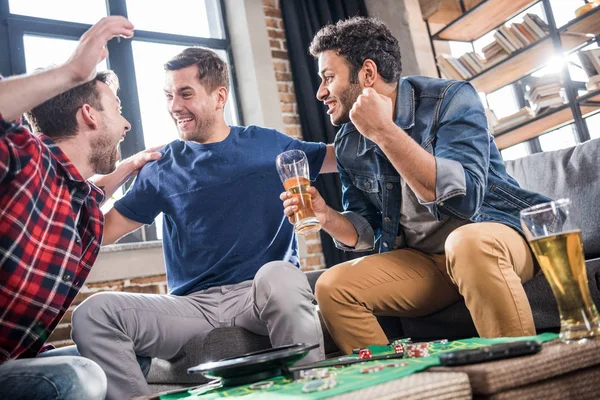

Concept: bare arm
[[319, 144, 338, 174], [93, 145, 162, 205], [0, 16, 134, 122], [102, 208, 144, 245]]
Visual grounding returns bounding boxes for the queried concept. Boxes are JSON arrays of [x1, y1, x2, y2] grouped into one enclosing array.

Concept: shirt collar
[[38, 134, 88, 183]]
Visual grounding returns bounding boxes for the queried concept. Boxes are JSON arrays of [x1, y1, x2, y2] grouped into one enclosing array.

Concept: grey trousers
[[71, 261, 325, 400]]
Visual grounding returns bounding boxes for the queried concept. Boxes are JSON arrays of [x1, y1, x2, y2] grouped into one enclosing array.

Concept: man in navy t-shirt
[[71, 47, 337, 399]]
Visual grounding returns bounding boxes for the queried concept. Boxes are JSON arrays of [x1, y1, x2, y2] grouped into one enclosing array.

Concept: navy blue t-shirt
[[114, 126, 326, 295]]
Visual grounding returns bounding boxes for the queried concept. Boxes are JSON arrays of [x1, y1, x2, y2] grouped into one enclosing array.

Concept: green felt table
[[160, 333, 558, 400]]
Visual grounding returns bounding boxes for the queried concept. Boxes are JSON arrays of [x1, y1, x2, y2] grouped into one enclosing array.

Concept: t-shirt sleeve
[[284, 137, 326, 182], [114, 161, 163, 225]]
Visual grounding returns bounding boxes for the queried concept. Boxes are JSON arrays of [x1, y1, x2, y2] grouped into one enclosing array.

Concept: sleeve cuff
[[114, 201, 156, 225], [332, 211, 376, 252], [418, 157, 467, 217]]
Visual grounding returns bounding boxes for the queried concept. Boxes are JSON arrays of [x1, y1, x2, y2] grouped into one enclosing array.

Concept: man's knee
[[71, 292, 119, 342], [314, 264, 348, 306], [62, 357, 107, 400], [255, 261, 309, 292]]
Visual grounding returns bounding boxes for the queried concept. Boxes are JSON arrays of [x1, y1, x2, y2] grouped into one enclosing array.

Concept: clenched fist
[[349, 87, 396, 143]]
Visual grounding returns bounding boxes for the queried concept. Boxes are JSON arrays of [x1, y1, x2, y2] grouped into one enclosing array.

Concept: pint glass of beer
[[275, 150, 321, 235], [520, 198, 600, 342]]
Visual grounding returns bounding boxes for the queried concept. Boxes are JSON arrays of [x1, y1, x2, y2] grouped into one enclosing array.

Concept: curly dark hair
[[24, 70, 119, 141], [309, 17, 401, 84], [165, 47, 229, 93]]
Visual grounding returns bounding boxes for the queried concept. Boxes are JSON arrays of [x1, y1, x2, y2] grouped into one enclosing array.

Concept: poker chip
[[299, 368, 337, 380], [248, 381, 274, 390], [390, 338, 412, 346], [385, 362, 410, 368], [360, 365, 386, 374], [301, 378, 337, 393], [358, 349, 372, 359]]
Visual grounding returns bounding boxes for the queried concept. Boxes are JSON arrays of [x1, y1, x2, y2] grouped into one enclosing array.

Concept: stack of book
[[435, 13, 550, 81], [525, 75, 566, 115], [491, 14, 549, 56], [490, 107, 534, 134], [436, 52, 484, 80], [577, 49, 600, 91]]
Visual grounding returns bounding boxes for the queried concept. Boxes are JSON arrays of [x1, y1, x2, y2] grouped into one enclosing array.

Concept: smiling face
[[164, 65, 219, 143], [88, 82, 131, 174], [316, 50, 363, 127]]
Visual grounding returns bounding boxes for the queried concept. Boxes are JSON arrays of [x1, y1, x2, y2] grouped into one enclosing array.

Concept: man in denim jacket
[[281, 17, 551, 354]]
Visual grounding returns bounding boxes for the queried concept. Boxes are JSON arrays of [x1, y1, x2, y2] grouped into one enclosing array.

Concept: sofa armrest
[[305, 269, 326, 292]]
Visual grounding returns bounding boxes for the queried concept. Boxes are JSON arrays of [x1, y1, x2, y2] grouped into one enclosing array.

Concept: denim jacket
[[334, 76, 551, 253]]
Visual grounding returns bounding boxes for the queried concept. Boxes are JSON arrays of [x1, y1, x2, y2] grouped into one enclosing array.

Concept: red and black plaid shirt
[[0, 114, 104, 362]]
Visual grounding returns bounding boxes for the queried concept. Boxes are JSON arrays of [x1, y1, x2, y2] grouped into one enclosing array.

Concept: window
[[1, 0, 240, 243], [539, 125, 578, 152], [501, 142, 529, 161]]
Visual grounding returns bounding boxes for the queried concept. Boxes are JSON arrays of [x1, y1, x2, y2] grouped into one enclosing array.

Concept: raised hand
[[349, 87, 395, 143], [64, 16, 134, 85]]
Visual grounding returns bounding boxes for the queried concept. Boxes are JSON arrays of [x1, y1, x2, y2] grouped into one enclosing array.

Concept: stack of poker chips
[[405, 342, 431, 358]]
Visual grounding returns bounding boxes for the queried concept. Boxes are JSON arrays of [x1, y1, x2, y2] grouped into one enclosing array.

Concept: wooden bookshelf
[[471, 34, 588, 94], [432, 0, 535, 41], [424, 3, 600, 148], [494, 100, 600, 150]]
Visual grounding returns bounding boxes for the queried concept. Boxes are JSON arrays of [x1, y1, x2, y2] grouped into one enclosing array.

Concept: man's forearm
[[0, 65, 79, 122], [322, 207, 359, 248], [377, 125, 437, 202]]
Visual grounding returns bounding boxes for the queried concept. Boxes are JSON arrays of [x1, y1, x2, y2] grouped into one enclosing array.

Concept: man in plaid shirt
[[0, 16, 160, 400]]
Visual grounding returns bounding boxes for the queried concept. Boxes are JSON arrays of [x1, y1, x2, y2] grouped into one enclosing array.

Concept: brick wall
[[263, 0, 326, 272]]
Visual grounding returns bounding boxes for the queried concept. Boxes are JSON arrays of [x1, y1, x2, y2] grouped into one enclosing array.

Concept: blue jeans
[[0, 351, 106, 400]]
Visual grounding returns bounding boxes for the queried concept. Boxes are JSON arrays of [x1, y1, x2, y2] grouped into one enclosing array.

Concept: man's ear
[[214, 87, 229, 110], [361, 59, 378, 87], [80, 104, 99, 130]]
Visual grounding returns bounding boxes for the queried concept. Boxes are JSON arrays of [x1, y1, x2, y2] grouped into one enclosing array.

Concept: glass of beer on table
[[520, 198, 600, 342], [275, 150, 321, 235]]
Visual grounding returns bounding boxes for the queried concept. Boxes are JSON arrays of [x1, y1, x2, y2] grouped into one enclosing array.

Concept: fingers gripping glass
[[520, 198, 600, 343], [275, 150, 321, 235]]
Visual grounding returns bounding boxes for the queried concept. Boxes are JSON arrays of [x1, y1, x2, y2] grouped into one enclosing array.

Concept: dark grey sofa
[[146, 138, 600, 390]]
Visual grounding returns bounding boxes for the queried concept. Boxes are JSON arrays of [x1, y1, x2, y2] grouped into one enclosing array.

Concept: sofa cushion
[[504, 138, 600, 258], [146, 327, 271, 384]]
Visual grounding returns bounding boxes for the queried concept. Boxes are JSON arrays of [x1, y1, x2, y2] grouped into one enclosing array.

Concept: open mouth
[[325, 100, 337, 115], [177, 117, 194, 130]]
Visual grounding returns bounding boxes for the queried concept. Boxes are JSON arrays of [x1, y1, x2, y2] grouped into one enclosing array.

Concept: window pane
[[550, 0, 585, 28], [587, 113, 600, 140], [131, 41, 238, 149], [539, 124, 577, 152], [501, 142, 529, 161], [126, 0, 223, 38], [24, 35, 107, 73], [9, 0, 107, 25], [486, 85, 519, 120]]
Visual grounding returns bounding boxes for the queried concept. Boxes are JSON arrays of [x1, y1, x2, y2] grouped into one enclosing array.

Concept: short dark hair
[[24, 70, 119, 141], [165, 47, 229, 92], [309, 17, 402, 84]]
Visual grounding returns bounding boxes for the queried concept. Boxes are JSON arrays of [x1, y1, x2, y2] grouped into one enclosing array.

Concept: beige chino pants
[[315, 223, 536, 354]]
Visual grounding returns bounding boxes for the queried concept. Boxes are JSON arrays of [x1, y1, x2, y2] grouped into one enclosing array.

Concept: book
[[447, 57, 472, 79], [511, 24, 531, 47], [436, 55, 463, 80], [494, 31, 516, 54], [585, 49, 600, 76], [515, 23, 536, 44], [524, 14, 547, 39], [500, 25, 524, 49], [586, 75, 600, 91], [577, 51, 598, 77]]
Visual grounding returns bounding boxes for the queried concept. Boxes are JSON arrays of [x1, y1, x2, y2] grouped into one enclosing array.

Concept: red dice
[[393, 344, 404, 355], [358, 349, 372, 359]]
